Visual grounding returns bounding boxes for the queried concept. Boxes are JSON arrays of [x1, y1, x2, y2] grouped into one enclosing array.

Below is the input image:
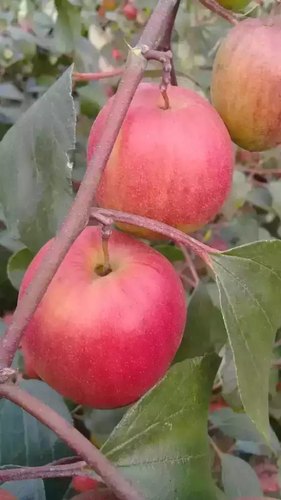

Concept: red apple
[[87, 83, 233, 239], [211, 17, 281, 151], [20, 227, 186, 408], [0, 491, 17, 500], [72, 476, 99, 492], [122, 3, 138, 20]]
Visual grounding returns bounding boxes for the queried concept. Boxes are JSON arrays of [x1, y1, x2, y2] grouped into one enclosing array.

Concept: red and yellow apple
[[87, 83, 234, 239], [72, 476, 99, 493], [211, 17, 281, 151], [20, 227, 186, 408], [122, 2, 138, 20]]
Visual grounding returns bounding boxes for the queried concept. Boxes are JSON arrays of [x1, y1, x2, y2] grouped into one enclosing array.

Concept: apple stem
[[141, 47, 173, 108], [101, 224, 112, 275]]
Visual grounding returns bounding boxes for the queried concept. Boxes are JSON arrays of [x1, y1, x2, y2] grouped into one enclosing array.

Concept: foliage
[[1, 0, 281, 499]]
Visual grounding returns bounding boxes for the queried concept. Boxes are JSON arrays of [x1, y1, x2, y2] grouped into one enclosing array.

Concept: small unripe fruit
[[211, 16, 281, 151], [122, 3, 138, 20], [216, 0, 251, 11], [20, 227, 186, 409], [87, 83, 233, 239]]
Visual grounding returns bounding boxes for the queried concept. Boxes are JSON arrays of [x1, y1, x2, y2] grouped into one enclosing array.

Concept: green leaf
[[152, 244, 184, 262], [175, 283, 227, 361], [101, 354, 220, 500], [221, 454, 263, 499], [0, 479, 46, 500], [7, 247, 34, 290], [210, 241, 281, 441], [0, 66, 75, 252], [0, 380, 73, 466], [54, 0, 81, 53]]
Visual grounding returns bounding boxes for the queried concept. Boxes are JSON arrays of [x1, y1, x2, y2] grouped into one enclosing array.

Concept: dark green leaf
[[152, 244, 184, 262], [221, 454, 263, 499], [7, 247, 34, 290], [1, 479, 46, 500], [176, 283, 226, 360], [102, 354, 220, 500], [210, 241, 281, 441], [0, 66, 75, 252], [0, 380, 73, 466]]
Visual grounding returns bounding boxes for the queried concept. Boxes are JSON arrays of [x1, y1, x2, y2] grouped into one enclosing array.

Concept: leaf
[[176, 283, 226, 361], [0, 66, 75, 252], [7, 247, 34, 290], [0, 479, 46, 500], [210, 241, 281, 441], [210, 407, 280, 455], [0, 380, 73, 466], [221, 454, 263, 499], [54, 0, 81, 54], [152, 244, 184, 262], [102, 354, 220, 500], [268, 181, 281, 219]]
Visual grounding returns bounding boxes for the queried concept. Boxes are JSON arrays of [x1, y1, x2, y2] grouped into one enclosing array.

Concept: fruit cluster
[[19, 12, 281, 410]]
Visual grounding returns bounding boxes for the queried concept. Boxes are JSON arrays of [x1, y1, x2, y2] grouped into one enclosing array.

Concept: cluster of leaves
[[1, 0, 281, 499]]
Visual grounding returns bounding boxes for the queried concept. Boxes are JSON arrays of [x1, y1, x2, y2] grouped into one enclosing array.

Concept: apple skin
[[20, 227, 186, 409], [72, 476, 99, 493], [211, 17, 281, 152], [0, 491, 17, 500], [122, 3, 138, 20], [87, 83, 233, 240]]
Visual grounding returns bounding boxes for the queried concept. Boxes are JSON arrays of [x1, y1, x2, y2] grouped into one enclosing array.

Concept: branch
[[0, 0, 181, 369], [0, 461, 87, 482], [91, 207, 216, 264], [199, 0, 239, 24], [0, 383, 144, 500], [73, 69, 124, 82]]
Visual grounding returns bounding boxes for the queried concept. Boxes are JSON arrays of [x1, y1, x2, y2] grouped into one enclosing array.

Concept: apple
[[20, 227, 186, 408], [122, 3, 138, 20], [211, 17, 281, 151], [216, 0, 251, 11], [0, 491, 17, 500], [87, 83, 233, 239], [72, 476, 99, 492]]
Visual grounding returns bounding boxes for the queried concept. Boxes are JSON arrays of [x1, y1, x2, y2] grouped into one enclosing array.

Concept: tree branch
[[0, 383, 144, 500], [73, 69, 124, 82], [199, 0, 239, 24], [0, 0, 180, 369], [0, 461, 87, 482], [91, 207, 215, 264]]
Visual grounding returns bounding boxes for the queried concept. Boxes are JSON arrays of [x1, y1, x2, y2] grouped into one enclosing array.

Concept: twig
[[209, 436, 223, 459], [238, 165, 281, 176], [179, 244, 200, 287], [0, 0, 181, 370], [0, 383, 144, 500], [199, 0, 239, 24], [158, 0, 180, 85], [91, 207, 217, 263], [0, 461, 87, 482], [73, 69, 124, 82]]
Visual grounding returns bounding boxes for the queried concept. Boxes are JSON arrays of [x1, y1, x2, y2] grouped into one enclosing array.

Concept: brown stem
[[91, 207, 216, 264], [158, 0, 180, 85], [0, 0, 181, 370], [73, 69, 124, 82], [199, 0, 239, 24], [179, 244, 200, 287], [0, 383, 144, 500], [0, 461, 87, 482]]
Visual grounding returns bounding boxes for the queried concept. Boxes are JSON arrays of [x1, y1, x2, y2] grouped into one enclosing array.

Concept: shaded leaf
[[176, 283, 226, 360], [54, 0, 81, 54], [7, 247, 34, 290], [102, 354, 220, 500], [0, 66, 75, 252], [210, 241, 281, 441], [0, 380, 73, 466], [221, 454, 262, 499]]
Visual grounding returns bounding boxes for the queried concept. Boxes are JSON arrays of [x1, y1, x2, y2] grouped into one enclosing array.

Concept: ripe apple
[[20, 227, 186, 408], [122, 3, 138, 20], [72, 476, 99, 492], [211, 17, 281, 151], [87, 83, 233, 239], [216, 0, 251, 11], [0, 491, 17, 500]]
